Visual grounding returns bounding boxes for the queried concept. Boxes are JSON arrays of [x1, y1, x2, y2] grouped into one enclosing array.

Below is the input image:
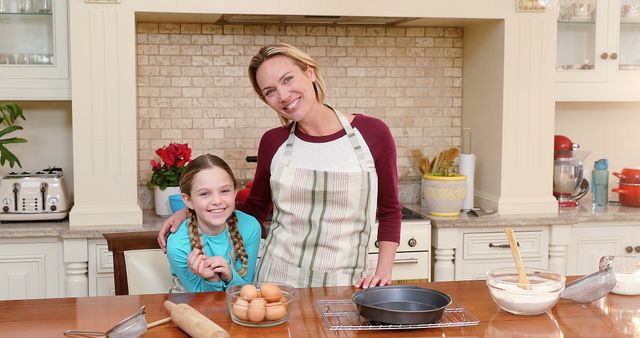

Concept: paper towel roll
[[459, 153, 476, 210]]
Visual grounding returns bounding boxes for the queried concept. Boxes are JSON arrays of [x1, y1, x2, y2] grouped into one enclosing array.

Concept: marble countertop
[[405, 202, 640, 228], [3, 203, 640, 239], [0, 210, 166, 239]]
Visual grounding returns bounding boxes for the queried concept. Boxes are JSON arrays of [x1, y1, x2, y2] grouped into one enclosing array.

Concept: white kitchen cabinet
[[0, 238, 62, 300], [432, 226, 549, 281], [368, 221, 431, 282], [0, 0, 70, 100], [565, 222, 640, 275], [556, 0, 640, 101], [88, 239, 115, 296]]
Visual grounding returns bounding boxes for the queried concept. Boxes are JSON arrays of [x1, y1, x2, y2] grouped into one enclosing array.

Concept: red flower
[[147, 143, 192, 190]]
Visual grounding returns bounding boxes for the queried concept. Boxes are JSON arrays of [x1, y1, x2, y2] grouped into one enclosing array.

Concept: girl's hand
[[205, 256, 233, 283], [187, 249, 218, 282], [157, 208, 188, 253]]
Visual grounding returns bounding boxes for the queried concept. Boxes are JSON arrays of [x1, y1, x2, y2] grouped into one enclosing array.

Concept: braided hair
[[179, 154, 249, 277]]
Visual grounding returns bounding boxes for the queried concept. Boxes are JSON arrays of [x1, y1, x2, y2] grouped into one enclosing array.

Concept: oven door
[[367, 251, 430, 281]]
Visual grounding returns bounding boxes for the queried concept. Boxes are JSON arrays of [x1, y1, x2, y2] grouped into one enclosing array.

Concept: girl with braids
[[166, 154, 261, 292]]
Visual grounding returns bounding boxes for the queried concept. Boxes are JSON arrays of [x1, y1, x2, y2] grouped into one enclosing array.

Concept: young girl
[[166, 154, 261, 292]]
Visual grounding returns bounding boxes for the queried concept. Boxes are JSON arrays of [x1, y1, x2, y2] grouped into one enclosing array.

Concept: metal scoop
[[561, 265, 617, 303], [64, 306, 171, 338]]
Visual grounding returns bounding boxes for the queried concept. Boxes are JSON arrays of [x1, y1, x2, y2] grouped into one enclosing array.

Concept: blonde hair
[[179, 154, 248, 277], [248, 43, 327, 126]]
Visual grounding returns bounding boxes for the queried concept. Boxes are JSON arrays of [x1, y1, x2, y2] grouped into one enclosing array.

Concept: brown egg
[[240, 284, 258, 301], [265, 302, 287, 321], [247, 298, 267, 323], [260, 283, 282, 303], [232, 298, 249, 321]]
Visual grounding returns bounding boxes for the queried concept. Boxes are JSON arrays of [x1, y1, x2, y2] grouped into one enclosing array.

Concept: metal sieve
[[560, 264, 616, 303], [64, 306, 171, 338]]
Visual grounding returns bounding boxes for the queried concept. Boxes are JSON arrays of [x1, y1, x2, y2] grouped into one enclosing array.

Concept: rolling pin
[[163, 300, 230, 338]]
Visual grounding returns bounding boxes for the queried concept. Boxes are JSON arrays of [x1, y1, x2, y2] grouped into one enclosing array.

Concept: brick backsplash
[[136, 22, 463, 190]]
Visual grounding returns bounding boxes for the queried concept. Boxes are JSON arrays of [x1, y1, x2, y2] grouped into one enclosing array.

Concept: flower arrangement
[[146, 143, 192, 190]]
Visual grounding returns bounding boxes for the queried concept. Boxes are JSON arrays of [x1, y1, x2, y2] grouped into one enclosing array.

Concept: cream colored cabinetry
[[432, 226, 549, 281], [0, 238, 62, 300], [88, 239, 115, 296], [368, 221, 431, 282], [0, 0, 69, 99], [556, 0, 640, 101], [566, 222, 640, 275]]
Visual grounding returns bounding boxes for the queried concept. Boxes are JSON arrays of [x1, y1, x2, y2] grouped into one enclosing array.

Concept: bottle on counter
[[592, 158, 609, 208]]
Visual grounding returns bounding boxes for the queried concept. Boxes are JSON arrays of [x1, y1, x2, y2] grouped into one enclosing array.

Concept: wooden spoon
[[505, 227, 531, 289]]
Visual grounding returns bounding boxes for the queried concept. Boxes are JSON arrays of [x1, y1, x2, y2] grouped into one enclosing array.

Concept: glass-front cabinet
[[556, 0, 640, 101], [0, 0, 69, 100]]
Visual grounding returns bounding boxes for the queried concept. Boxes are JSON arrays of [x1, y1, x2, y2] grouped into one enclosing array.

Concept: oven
[[368, 207, 431, 282]]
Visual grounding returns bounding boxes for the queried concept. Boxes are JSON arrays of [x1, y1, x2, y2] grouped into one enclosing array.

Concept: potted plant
[[0, 103, 27, 168], [147, 143, 192, 217], [421, 147, 467, 217]]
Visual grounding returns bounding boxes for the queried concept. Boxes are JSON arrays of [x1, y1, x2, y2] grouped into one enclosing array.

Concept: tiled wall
[[136, 22, 463, 188]]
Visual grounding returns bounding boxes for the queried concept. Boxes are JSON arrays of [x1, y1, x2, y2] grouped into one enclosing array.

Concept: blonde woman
[[161, 44, 401, 289], [166, 154, 261, 292]]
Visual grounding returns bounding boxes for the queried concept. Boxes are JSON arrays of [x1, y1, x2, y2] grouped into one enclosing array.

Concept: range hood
[[220, 14, 415, 25]]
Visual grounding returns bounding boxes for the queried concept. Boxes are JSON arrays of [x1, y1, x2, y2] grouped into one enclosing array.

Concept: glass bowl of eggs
[[226, 281, 295, 327]]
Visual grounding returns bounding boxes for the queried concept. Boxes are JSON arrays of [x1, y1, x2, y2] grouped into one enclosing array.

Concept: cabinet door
[[0, 0, 69, 99], [609, 0, 640, 81], [0, 238, 61, 300], [557, 0, 608, 82], [570, 225, 631, 275], [88, 239, 115, 296]]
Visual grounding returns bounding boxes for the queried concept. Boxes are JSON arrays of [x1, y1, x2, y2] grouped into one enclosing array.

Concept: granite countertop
[[405, 202, 640, 228], [0, 209, 166, 239], [4, 203, 640, 239]]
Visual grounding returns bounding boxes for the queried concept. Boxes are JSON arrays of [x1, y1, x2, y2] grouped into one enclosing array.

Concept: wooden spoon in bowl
[[505, 227, 531, 289]]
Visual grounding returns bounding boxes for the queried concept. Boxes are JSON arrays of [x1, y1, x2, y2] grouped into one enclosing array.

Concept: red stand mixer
[[553, 135, 589, 208]]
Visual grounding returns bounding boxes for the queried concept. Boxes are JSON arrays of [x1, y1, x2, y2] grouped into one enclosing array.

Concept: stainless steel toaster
[[0, 168, 72, 221]]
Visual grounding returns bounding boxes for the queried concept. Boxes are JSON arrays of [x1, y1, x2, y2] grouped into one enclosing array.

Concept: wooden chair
[[103, 231, 173, 296]]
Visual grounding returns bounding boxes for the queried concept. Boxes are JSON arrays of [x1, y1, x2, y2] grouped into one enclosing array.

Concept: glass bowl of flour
[[486, 267, 565, 315]]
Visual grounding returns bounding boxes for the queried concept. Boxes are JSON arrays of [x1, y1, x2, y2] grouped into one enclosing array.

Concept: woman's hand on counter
[[355, 241, 398, 288]]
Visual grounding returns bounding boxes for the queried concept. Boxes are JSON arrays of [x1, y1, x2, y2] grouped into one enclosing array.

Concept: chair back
[[103, 231, 172, 295]]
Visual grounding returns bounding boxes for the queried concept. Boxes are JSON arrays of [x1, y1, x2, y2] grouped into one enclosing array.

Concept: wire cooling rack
[[315, 299, 479, 331]]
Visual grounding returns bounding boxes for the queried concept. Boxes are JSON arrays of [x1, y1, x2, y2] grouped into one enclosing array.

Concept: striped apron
[[256, 109, 378, 287]]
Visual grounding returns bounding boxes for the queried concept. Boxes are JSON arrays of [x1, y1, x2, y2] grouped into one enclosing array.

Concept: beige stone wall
[[136, 22, 463, 185]]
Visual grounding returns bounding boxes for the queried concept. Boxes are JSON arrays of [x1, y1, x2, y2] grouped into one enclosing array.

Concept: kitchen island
[[0, 279, 637, 337]]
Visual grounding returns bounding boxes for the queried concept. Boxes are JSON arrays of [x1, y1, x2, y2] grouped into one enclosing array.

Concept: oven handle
[[393, 258, 419, 264]]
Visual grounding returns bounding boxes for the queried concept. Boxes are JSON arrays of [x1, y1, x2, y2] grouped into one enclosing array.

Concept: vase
[[154, 186, 181, 217], [421, 175, 467, 217]]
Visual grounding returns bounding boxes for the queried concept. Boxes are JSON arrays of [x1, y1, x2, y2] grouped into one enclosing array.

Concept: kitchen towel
[[459, 153, 476, 210]]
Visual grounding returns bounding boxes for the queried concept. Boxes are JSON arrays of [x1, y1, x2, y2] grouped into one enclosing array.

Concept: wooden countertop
[[1, 279, 637, 337]]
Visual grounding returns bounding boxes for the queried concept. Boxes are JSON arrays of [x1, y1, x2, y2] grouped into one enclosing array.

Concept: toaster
[[0, 167, 72, 221]]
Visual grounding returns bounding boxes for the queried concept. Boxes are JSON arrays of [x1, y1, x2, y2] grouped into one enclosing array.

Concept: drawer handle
[[393, 258, 419, 264], [488, 242, 519, 249]]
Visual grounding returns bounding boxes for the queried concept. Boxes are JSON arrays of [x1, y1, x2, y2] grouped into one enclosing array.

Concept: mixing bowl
[[225, 282, 295, 327], [486, 267, 565, 315], [605, 255, 640, 295]]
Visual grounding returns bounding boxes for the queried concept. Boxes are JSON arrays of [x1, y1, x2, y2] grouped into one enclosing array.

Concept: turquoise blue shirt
[[166, 210, 261, 292]]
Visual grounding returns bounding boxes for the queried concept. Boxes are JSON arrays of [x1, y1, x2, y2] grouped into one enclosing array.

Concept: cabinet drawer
[[367, 251, 430, 281], [459, 259, 546, 280], [463, 231, 544, 260]]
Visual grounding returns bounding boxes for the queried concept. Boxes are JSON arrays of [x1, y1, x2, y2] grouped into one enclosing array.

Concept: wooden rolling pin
[[163, 300, 230, 338]]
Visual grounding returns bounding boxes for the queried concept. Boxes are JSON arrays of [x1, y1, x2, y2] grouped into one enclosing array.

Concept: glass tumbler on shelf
[[18, 0, 32, 13], [39, 0, 51, 13]]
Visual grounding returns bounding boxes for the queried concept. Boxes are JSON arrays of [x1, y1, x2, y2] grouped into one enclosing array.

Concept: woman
[[159, 43, 401, 288]]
